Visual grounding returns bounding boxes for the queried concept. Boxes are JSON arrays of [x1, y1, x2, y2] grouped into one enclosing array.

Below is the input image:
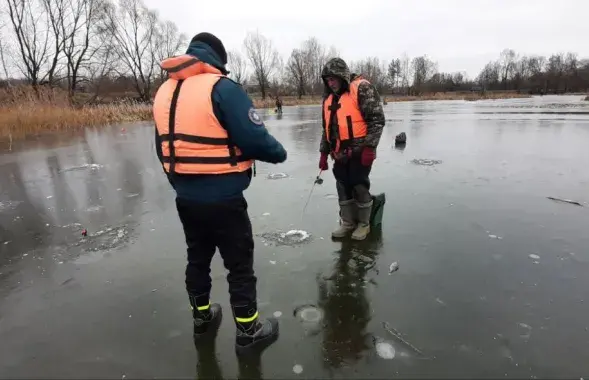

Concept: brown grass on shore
[[252, 96, 322, 109], [383, 92, 532, 103], [1, 86, 534, 144], [0, 86, 152, 142], [251, 91, 531, 109]]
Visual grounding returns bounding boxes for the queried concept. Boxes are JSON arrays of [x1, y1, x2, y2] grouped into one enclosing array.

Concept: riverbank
[[0, 87, 532, 143], [0, 87, 152, 143], [251, 91, 531, 109]]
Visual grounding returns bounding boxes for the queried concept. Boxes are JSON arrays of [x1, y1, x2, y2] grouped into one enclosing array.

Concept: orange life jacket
[[322, 77, 369, 153], [153, 54, 253, 175]]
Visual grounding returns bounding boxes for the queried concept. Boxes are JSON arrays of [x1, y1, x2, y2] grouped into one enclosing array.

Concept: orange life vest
[[153, 54, 253, 175], [322, 77, 369, 153]]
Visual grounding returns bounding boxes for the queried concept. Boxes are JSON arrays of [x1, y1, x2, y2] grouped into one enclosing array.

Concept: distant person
[[318, 57, 385, 241], [152, 32, 287, 355], [275, 97, 283, 114]]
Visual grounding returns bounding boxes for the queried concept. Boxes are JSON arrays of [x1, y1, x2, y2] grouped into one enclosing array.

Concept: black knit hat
[[189, 32, 227, 65]]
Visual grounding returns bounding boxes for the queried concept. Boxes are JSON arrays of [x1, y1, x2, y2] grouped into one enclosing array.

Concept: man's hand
[[361, 147, 376, 166], [319, 152, 329, 170]]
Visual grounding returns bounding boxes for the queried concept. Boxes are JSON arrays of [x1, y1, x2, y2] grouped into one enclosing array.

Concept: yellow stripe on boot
[[235, 311, 259, 323]]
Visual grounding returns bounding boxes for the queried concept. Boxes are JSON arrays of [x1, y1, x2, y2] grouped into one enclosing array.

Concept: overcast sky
[[143, 0, 588, 79]]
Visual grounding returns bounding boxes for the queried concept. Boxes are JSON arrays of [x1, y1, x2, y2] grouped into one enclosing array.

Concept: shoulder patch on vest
[[248, 108, 263, 125]]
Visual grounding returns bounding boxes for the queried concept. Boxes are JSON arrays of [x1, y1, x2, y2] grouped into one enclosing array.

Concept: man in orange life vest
[[153, 33, 287, 355], [319, 58, 385, 241]]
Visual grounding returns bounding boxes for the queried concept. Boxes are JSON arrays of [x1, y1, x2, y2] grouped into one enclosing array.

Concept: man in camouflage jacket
[[319, 57, 385, 240]]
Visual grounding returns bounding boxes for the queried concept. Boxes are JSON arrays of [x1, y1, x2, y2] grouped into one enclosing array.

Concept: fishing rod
[[301, 169, 324, 219]]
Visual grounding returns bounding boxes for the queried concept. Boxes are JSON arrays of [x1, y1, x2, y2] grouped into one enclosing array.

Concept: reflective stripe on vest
[[322, 77, 369, 152], [153, 56, 253, 175]]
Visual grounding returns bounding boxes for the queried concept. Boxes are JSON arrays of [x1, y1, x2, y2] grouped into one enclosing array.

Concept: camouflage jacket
[[319, 58, 385, 154]]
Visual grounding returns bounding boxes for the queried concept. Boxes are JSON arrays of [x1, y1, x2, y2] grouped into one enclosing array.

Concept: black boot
[[189, 295, 223, 342], [232, 304, 279, 356]]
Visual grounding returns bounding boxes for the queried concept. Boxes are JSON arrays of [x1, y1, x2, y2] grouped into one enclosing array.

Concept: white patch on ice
[[435, 297, 446, 306], [269, 260, 276, 265], [375, 341, 396, 359], [273, 311, 282, 318], [292, 364, 303, 374], [267, 173, 289, 180], [284, 230, 309, 239], [262, 212, 271, 216], [389, 261, 399, 274], [46, 196, 53, 199], [299, 307, 322, 323], [529, 254, 540, 260]]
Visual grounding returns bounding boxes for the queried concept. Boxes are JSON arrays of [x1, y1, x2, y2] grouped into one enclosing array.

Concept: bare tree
[[227, 50, 247, 84], [512, 56, 530, 90], [40, 0, 69, 85], [5, 0, 53, 86], [103, 0, 159, 101], [477, 61, 500, 89], [301, 37, 323, 95], [411, 55, 437, 94], [563, 52, 578, 93], [399, 53, 411, 95], [83, 37, 117, 102], [243, 31, 279, 99], [351, 57, 387, 91], [286, 48, 308, 98], [498, 49, 517, 89], [50, 0, 107, 99], [387, 58, 400, 93], [0, 15, 12, 82], [154, 20, 185, 82]]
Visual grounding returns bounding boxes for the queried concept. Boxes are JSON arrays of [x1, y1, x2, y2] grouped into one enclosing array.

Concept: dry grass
[[251, 92, 532, 109], [252, 96, 322, 109], [0, 86, 152, 141], [0, 86, 535, 144], [383, 92, 532, 103]]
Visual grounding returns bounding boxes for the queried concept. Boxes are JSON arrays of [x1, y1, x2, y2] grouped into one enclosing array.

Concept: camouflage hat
[[321, 57, 351, 84]]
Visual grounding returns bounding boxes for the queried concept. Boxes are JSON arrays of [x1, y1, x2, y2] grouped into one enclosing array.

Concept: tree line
[[1, 0, 588, 103]]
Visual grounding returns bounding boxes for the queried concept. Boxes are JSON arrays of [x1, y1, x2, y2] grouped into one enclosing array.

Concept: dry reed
[[0, 86, 151, 141], [383, 92, 532, 103], [0, 86, 534, 143]]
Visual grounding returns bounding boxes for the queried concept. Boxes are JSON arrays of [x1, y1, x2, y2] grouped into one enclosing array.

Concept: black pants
[[332, 156, 373, 203], [175, 196, 257, 308]]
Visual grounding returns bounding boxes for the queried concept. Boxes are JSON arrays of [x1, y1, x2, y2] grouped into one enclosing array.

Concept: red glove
[[361, 147, 376, 166], [319, 152, 329, 170]]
